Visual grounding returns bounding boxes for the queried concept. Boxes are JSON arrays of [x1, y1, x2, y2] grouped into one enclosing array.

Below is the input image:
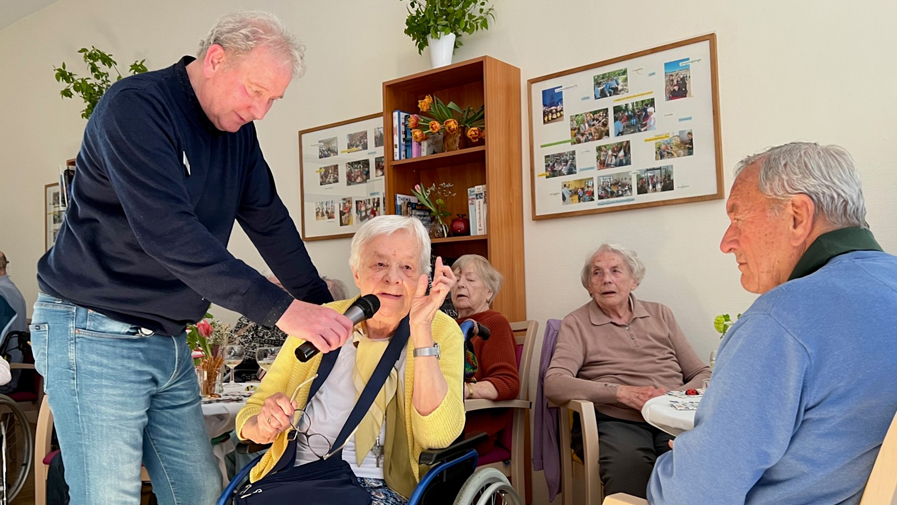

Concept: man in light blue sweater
[[648, 142, 897, 504]]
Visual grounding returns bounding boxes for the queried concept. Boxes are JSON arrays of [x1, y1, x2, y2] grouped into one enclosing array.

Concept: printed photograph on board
[[346, 131, 368, 152], [655, 130, 694, 160], [542, 86, 564, 125], [318, 137, 338, 158], [315, 200, 336, 221], [346, 159, 371, 186], [570, 108, 610, 145], [339, 197, 353, 226], [545, 150, 577, 178], [374, 127, 384, 148], [593, 69, 629, 99], [319, 164, 339, 185], [637, 166, 674, 194], [561, 177, 595, 205], [612, 98, 656, 137], [597, 173, 633, 200], [597, 141, 631, 169], [374, 156, 385, 178], [665, 58, 692, 101]]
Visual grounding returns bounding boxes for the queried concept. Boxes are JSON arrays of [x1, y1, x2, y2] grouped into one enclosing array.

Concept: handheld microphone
[[294, 294, 381, 362]]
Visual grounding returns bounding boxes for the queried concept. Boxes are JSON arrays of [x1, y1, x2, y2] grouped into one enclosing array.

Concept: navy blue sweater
[[38, 57, 332, 336]]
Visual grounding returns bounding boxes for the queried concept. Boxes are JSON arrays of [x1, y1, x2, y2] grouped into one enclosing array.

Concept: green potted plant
[[400, 0, 496, 68], [54, 46, 148, 119]]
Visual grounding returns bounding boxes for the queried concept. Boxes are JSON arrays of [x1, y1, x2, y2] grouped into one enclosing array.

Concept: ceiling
[[0, 0, 60, 31]]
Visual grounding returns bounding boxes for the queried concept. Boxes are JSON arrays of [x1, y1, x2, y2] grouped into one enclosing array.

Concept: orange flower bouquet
[[415, 94, 485, 150]]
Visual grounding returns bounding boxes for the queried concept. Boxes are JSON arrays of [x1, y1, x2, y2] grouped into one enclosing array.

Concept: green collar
[[789, 227, 882, 281]]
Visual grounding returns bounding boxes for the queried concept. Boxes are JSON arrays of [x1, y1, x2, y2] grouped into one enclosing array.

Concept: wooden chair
[[603, 409, 897, 505], [553, 398, 602, 505], [34, 395, 151, 505], [464, 320, 539, 501]]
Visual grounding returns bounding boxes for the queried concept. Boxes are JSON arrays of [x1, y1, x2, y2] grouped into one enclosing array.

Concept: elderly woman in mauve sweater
[[450, 254, 520, 456], [544, 243, 710, 499]]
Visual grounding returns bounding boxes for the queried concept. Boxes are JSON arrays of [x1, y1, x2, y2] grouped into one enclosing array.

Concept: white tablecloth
[[642, 393, 701, 436], [201, 382, 257, 487]]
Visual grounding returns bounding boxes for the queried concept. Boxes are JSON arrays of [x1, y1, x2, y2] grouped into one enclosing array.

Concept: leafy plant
[[54, 46, 148, 119], [411, 182, 456, 224], [400, 0, 496, 54], [713, 313, 742, 339]]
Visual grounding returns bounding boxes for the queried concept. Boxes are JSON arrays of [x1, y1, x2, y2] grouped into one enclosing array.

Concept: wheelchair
[[0, 329, 36, 504], [217, 320, 523, 505]]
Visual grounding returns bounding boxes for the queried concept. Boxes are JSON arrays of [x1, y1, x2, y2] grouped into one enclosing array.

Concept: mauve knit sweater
[[458, 310, 520, 450], [544, 296, 709, 422]]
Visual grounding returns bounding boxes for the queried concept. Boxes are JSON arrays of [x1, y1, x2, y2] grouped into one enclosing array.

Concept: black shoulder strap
[[332, 315, 410, 451], [269, 316, 410, 472]]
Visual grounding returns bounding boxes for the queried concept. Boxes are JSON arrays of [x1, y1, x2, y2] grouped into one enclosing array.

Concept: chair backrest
[[510, 320, 539, 403], [860, 410, 897, 505]]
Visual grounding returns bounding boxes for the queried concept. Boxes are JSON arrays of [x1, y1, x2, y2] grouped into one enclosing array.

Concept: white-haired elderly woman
[[544, 243, 710, 499], [236, 216, 465, 504], [449, 254, 520, 456]]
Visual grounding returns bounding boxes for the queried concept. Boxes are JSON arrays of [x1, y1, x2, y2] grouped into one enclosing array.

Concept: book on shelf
[[391, 110, 414, 161], [467, 187, 478, 236], [474, 184, 487, 235], [395, 193, 418, 217]]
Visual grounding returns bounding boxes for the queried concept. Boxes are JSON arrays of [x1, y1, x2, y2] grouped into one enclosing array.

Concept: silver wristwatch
[[413, 343, 440, 359]]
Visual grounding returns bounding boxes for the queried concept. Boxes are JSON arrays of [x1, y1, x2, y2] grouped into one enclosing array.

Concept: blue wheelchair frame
[[217, 320, 485, 505]]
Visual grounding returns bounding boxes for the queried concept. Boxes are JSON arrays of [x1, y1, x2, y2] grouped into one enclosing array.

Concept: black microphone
[[294, 294, 381, 362]]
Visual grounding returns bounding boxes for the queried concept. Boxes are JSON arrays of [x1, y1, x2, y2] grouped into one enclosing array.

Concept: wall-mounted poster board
[[527, 34, 723, 220], [299, 113, 386, 240]]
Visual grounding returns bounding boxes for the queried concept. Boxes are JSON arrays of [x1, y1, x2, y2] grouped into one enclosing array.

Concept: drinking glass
[[223, 344, 245, 385], [256, 346, 279, 374]]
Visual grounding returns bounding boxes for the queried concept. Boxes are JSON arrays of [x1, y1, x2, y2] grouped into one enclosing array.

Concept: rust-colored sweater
[[458, 310, 520, 452], [544, 296, 710, 422]]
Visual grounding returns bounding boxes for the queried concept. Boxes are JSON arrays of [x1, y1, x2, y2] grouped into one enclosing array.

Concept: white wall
[[3, 0, 896, 371]]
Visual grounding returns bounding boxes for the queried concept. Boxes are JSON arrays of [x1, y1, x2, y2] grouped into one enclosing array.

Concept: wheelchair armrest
[[418, 432, 487, 466], [465, 398, 531, 412], [236, 441, 271, 454]]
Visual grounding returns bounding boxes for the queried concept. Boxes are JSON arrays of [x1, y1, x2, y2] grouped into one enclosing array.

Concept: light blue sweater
[[648, 251, 897, 504]]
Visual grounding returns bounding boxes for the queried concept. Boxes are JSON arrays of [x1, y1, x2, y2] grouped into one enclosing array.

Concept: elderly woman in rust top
[[544, 243, 710, 499]]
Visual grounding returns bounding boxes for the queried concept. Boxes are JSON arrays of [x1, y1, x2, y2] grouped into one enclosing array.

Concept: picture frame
[[527, 34, 724, 220], [45, 183, 65, 251], [299, 113, 386, 241]]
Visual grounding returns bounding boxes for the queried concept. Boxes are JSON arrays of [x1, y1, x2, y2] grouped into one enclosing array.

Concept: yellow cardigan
[[235, 298, 466, 486]]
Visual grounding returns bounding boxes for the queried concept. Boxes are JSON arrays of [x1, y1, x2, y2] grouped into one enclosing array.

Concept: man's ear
[[788, 194, 816, 247], [203, 44, 226, 77]]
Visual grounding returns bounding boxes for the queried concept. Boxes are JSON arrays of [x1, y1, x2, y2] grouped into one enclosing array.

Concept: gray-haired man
[[648, 142, 897, 504], [33, 12, 352, 505]]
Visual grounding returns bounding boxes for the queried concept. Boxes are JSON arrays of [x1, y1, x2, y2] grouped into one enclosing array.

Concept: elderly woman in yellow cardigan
[[236, 215, 465, 504]]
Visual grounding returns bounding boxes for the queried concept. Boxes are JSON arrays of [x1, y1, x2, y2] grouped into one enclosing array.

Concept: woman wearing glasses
[[236, 216, 465, 504]]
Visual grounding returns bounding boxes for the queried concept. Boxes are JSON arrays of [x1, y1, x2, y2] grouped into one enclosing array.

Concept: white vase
[[427, 33, 456, 68]]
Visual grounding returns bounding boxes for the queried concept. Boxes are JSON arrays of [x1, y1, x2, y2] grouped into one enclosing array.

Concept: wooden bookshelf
[[383, 56, 526, 321]]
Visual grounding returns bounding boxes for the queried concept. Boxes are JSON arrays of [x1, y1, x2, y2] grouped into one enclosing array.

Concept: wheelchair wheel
[[0, 395, 33, 503], [453, 467, 522, 505]]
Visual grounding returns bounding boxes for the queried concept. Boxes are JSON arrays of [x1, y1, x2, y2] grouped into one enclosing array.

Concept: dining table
[[641, 391, 702, 437], [201, 381, 258, 487]]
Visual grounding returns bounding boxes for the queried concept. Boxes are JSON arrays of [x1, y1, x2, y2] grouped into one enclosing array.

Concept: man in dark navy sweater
[[31, 12, 352, 505]]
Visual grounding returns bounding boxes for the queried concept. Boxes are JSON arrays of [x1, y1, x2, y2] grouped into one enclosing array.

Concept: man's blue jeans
[[31, 293, 221, 505]]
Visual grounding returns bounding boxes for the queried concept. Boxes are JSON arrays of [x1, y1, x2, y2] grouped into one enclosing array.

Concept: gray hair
[[451, 254, 503, 304], [349, 216, 431, 276], [322, 276, 349, 301], [580, 243, 645, 290], [734, 142, 867, 229], [197, 11, 306, 78]]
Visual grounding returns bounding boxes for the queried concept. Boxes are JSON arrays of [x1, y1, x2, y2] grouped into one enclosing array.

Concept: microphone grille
[[357, 294, 381, 318]]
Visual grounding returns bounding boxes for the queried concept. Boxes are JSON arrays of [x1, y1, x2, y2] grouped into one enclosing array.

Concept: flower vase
[[427, 33, 456, 69], [443, 130, 462, 152], [430, 219, 450, 239], [196, 359, 224, 398]]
